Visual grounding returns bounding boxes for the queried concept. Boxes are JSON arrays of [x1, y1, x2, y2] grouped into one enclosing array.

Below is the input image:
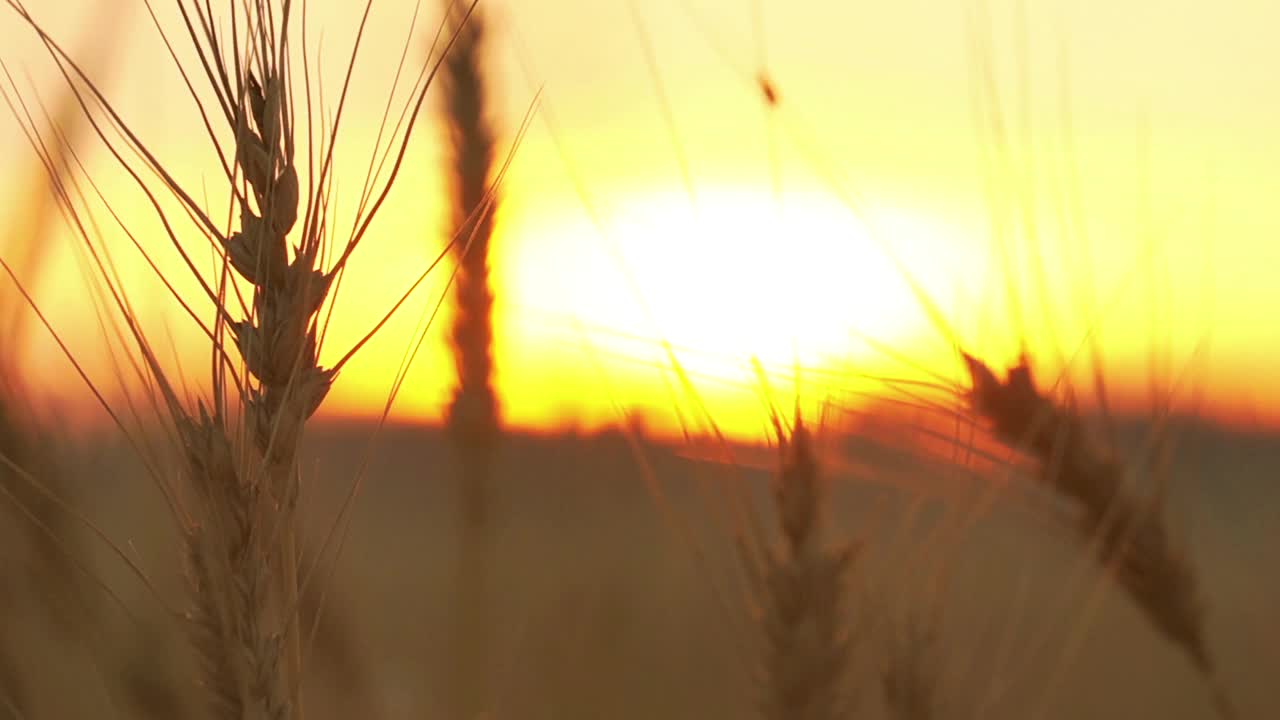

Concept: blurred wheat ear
[[443, 0, 500, 530], [882, 611, 940, 720], [963, 353, 1235, 719], [740, 419, 857, 720], [439, 1, 500, 715]]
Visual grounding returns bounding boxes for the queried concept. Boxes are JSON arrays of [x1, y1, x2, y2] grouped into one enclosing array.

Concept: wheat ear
[[742, 420, 855, 720], [442, 0, 500, 530], [882, 612, 940, 720], [180, 408, 290, 720], [3, 0, 484, 716], [963, 354, 1234, 719]]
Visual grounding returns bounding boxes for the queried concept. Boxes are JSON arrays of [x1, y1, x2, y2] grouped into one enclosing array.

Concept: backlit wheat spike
[[179, 406, 287, 720], [963, 353, 1235, 719], [745, 420, 856, 720], [443, 0, 500, 530]]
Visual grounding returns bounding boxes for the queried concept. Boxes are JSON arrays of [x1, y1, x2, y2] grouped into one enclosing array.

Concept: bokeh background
[[2, 0, 1277, 438]]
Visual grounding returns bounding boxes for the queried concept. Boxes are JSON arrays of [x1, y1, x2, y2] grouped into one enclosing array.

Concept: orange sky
[[2, 0, 1278, 440]]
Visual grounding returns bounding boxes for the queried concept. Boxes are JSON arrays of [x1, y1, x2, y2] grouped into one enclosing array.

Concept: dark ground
[[4, 414, 1277, 718]]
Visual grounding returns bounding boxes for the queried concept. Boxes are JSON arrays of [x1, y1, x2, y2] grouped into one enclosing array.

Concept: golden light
[[4, 0, 1280, 439], [486, 185, 973, 437]]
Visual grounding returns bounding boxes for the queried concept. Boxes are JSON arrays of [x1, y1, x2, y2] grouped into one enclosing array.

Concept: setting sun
[[490, 187, 954, 425]]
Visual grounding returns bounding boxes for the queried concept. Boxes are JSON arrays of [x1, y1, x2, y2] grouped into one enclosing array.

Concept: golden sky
[[2, 0, 1278, 439]]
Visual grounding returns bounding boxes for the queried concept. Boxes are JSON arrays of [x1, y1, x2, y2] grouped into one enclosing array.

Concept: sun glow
[[483, 187, 962, 436], [511, 188, 926, 360]]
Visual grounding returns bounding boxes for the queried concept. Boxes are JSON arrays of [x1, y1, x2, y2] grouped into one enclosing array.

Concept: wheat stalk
[[438, 4, 500, 713], [962, 353, 1235, 719], [225, 44, 322, 720], [156, 10, 322, 714], [5, 0, 483, 714], [0, 4, 310, 707]]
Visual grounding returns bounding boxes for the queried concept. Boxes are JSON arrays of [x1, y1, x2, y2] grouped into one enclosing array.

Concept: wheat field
[[0, 1, 1276, 719]]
